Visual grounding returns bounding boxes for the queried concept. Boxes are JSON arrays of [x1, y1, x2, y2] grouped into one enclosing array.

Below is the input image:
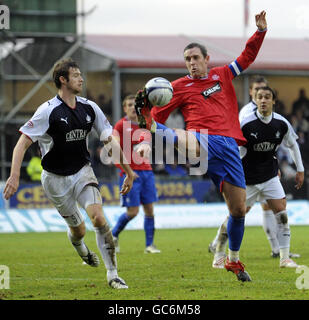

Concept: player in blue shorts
[[112, 95, 160, 254], [134, 11, 268, 282]]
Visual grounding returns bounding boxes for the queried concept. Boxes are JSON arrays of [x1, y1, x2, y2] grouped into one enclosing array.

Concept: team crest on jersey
[[275, 131, 281, 138], [26, 120, 34, 128], [86, 114, 91, 123], [212, 74, 220, 81], [201, 82, 221, 99]]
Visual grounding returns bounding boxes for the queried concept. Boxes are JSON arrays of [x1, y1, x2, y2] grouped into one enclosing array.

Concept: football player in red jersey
[[135, 11, 268, 282], [112, 95, 160, 254]]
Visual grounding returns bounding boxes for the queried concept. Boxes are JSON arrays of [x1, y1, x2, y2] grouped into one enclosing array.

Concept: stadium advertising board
[[1, 201, 309, 233], [6, 180, 212, 208]]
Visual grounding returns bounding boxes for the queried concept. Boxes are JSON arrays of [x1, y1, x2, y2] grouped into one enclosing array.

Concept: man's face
[[250, 82, 267, 102], [256, 89, 275, 116], [123, 98, 137, 121], [184, 47, 209, 79], [65, 67, 83, 94]]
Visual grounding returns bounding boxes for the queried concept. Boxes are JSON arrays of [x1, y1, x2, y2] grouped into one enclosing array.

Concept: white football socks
[[94, 224, 118, 282], [275, 210, 291, 260], [67, 229, 89, 257], [262, 209, 280, 254], [215, 216, 229, 254]]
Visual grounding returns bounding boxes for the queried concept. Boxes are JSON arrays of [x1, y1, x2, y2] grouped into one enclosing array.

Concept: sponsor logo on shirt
[[201, 82, 221, 99], [60, 117, 68, 124], [250, 132, 258, 139], [185, 82, 194, 87], [253, 141, 276, 152], [66, 129, 87, 142]]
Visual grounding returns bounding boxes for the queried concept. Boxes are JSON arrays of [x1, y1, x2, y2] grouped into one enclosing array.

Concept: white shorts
[[41, 164, 102, 227], [246, 176, 285, 208]]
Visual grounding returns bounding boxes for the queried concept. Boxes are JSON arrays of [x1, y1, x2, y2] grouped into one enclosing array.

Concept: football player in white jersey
[[210, 76, 300, 259], [211, 86, 304, 269], [3, 58, 134, 289]]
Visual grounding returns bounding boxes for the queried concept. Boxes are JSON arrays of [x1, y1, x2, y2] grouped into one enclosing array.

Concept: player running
[[3, 58, 134, 289], [112, 94, 160, 254], [135, 11, 268, 282], [211, 86, 304, 269]]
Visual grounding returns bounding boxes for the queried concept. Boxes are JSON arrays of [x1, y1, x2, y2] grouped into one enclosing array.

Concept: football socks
[[67, 229, 89, 257], [94, 224, 118, 281], [262, 209, 280, 254], [227, 215, 245, 253], [112, 213, 131, 238], [144, 216, 155, 247]]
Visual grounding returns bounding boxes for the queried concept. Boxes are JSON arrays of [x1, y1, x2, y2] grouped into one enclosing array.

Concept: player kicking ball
[[211, 86, 304, 269], [134, 11, 269, 282]]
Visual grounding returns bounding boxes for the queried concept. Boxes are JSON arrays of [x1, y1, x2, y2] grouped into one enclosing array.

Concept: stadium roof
[[85, 34, 309, 71]]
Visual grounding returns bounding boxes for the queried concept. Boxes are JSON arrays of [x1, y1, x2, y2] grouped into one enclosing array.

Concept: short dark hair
[[249, 75, 268, 88], [52, 58, 80, 89], [184, 42, 208, 58], [256, 86, 276, 101], [122, 94, 136, 107]]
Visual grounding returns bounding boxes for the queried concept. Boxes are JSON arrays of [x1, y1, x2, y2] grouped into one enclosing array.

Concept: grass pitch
[[0, 226, 309, 300]]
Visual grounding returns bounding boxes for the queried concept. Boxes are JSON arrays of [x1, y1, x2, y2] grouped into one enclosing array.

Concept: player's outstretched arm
[[3, 134, 33, 200], [255, 10, 267, 31]]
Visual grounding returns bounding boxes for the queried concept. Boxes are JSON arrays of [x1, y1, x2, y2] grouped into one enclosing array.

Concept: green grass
[[0, 226, 309, 300]]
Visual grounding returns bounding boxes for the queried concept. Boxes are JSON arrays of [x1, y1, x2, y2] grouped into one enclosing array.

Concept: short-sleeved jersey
[[113, 116, 152, 173], [151, 30, 267, 146], [240, 112, 298, 185], [20, 95, 112, 176]]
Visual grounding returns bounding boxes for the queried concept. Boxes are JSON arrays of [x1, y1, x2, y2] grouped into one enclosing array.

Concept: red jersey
[[113, 116, 152, 173], [151, 30, 267, 146]]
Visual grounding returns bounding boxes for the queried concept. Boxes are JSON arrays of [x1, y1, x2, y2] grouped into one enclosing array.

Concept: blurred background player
[[3, 58, 134, 289], [211, 86, 304, 269], [135, 11, 268, 282], [209, 75, 300, 258], [112, 94, 160, 254]]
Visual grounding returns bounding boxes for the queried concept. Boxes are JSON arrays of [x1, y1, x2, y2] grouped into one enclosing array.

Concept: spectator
[[292, 88, 309, 115], [97, 93, 112, 119], [26, 147, 43, 182], [274, 89, 287, 116]]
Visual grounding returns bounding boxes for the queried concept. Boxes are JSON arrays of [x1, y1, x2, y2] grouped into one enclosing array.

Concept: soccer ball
[[145, 77, 173, 107]]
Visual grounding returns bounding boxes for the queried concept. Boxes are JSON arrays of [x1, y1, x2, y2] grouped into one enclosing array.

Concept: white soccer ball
[[145, 77, 173, 107]]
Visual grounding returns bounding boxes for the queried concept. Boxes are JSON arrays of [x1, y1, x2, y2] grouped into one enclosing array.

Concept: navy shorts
[[193, 133, 246, 191], [119, 170, 158, 207]]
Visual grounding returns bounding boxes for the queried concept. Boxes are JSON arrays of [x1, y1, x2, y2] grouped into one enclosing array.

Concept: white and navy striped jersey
[[240, 111, 298, 185], [20, 95, 112, 176]]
